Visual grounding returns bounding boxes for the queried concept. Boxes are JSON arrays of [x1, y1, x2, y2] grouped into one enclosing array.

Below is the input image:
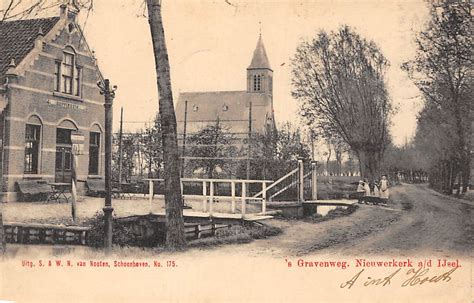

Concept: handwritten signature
[[340, 267, 458, 289]]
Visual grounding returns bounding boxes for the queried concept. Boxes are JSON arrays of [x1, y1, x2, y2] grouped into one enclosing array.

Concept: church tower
[[247, 35, 273, 96]]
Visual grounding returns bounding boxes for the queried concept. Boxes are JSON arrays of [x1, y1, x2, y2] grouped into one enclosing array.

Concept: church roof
[[247, 35, 272, 70], [176, 91, 274, 136], [0, 17, 60, 81]]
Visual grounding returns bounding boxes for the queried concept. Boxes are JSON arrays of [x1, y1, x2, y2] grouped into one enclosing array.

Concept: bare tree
[[291, 25, 393, 180], [146, 0, 186, 249], [0, 0, 93, 23]]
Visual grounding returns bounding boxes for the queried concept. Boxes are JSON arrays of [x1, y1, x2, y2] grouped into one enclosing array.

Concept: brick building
[[0, 5, 105, 201]]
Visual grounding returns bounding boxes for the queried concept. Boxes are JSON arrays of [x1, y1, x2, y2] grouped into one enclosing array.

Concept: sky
[[9, 0, 430, 146]]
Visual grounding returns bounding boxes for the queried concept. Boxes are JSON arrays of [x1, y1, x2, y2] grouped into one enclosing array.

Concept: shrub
[[85, 211, 141, 248]]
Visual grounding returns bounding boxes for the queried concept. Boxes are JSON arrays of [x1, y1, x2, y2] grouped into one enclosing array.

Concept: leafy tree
[[112, 133, 140, 182], [249, 122, 311, 180], [186, 122, 237, 179], [291, 25, 393, 180], [403, 1, 472, 193], [141, 114, 163, 178]]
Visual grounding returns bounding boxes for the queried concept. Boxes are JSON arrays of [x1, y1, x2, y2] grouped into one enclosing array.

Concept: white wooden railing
[[143, 178, 273, 218]]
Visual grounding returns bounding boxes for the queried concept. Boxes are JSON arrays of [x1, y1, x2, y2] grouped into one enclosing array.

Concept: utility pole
[[310, 131, 315, 161], [181, 100, 188, 177], [97, 79, 117, 252], [311, 160, 318, 201], [246, 101, 252, 181], [118, 107, 123, 184]]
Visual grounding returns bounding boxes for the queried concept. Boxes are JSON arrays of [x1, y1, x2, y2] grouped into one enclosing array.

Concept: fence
[[143, 178, 273, 217], [4, 222, 89, 245]]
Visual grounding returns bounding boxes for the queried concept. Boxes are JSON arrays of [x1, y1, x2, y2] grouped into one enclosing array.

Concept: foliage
[[381, 142, 428, 183], [141, 114, 163, 178], [249, 122, 311, 180], [185, 121, 238, 179], [275, 122, 311, 162], [291, 25, 393, 180], [403, 1, 472, 193], [188, 223, 282, 248], [86, 212, 140, 248], [112, 132, 141, 182]]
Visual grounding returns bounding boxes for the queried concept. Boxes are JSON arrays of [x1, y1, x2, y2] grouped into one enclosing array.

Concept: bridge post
[[209, 181, 214, 218], [298, 159, 304, 203], [231, 181, 236, 214], [202, 181, 207, 212], [262, 182, 267, 213], [241, 181, 246, 218], [311, 161, 318, 201]]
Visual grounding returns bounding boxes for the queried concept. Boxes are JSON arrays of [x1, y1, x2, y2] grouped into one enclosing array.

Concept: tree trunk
[[0, 210, 5, 254], [357, 149, 379, 181], [146, 0, 186, 250], [335, 150, 342, 176], [326, 143, 331, 176]]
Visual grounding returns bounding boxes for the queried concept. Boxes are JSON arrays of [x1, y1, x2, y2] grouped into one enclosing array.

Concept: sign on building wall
[[71, 133, 85, 155], [47, 99, 86, 111]]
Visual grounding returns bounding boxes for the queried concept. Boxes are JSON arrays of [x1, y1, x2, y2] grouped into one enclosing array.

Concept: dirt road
[[200, 183, 474, 257]]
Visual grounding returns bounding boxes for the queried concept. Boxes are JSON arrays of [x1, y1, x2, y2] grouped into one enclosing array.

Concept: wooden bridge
[[143, 177, 276, 220], [142, 160, 359, 221]]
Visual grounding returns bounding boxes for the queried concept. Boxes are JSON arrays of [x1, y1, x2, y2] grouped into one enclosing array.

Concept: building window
[[24, 124, 41, 174], [253, 74, 262, 92], [55, 48, 82, 96], [54, 61, 61, 91], [88, 132, 100, 175], [56, 128, 72, 145], [62, 52, 74, 94]]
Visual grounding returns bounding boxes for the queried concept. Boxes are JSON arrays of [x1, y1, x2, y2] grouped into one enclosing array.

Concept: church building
[[175, 35, 277, 142]]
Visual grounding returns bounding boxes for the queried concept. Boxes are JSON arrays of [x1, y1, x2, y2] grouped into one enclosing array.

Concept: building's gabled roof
[[0, 16, 60, 80], [247, 35, 272, 70], [176, 91, 274, 136]]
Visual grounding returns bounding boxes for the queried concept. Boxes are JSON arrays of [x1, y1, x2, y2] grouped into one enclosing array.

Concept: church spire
[[248, 35, 272, 70]]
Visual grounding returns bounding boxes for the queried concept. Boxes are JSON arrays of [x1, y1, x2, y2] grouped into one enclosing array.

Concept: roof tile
[[0, 16, 60, 81]]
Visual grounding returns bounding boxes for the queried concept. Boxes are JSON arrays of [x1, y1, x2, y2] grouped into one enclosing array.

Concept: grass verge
[[188, 223, 282, 248]]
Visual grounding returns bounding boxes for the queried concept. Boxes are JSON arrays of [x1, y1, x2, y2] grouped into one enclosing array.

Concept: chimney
[[5, 59, 19, 84], [60, 3, 67, 18], [60, 1, 79, 21]]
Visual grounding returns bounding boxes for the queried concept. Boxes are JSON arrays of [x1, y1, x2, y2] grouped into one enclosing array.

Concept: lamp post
[[97, 79, 117, 252]]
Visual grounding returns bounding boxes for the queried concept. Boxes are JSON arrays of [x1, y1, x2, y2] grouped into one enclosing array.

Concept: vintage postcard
[[0, 0, 472, 302]]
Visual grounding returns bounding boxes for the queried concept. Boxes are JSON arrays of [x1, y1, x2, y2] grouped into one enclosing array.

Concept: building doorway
[[55, 128, 73, 183]]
